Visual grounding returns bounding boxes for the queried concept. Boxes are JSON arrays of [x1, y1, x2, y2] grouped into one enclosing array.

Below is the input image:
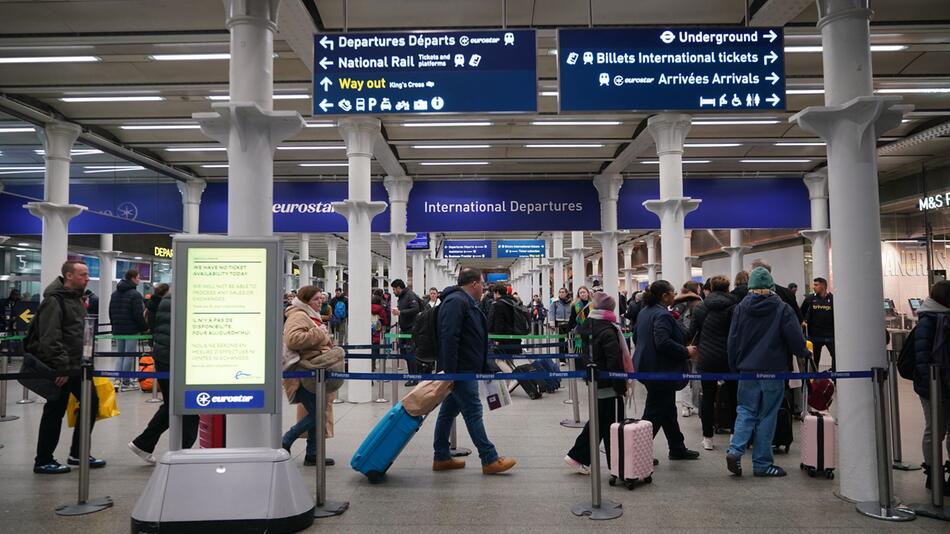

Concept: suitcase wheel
[[799, 463, 805, 470], [806, 467, 816, 477], [367, 471, 386, 484], [624, 480, 636, 490], [644, 475, 652, 484], [608, 476, 617, 487], [824, 470, 834, 480]]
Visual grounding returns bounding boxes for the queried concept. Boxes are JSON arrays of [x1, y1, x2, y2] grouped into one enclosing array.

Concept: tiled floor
[[0, 363, 947, 533]]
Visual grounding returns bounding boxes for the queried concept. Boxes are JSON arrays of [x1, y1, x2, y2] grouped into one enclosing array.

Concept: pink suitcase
[[799, 411, 835, 479], [608, 418, 654, 490]]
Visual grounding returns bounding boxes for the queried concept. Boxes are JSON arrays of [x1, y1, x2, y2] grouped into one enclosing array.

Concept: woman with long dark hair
[[632, 280, 700, 461]]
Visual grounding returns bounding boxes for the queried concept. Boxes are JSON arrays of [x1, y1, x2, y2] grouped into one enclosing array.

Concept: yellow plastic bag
[[67, 377, 120, 428]]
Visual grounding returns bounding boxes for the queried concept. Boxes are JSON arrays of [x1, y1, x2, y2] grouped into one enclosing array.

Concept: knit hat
[[747, 267, 774, 290], [591, 291, 615, 311]]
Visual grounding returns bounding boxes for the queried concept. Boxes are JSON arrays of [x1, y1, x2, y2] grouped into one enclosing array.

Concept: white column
[[410, 250, 426, 296], [97, 235, 119, 355], [683, 230, 697, 283], [790, 0, 910, 503], [565, 231, 590, 293], [801, 170, 831, 282], [284, 251, 295, 292], [591, 174, 624, 314], [621, 244, 635, 294], [25, 122, 85, 291], [334, 118, 387, 404], [643, 114, 700, 288], [644, 234, 659, 283], [376, 258, 387, 289], [550, 232, 568, 299], [177, 179, 206, 234], [325, 236, 340, 292], [297, 234, 314, 287], [381, 175, 414, 293], [722, 229, 750, 280], [191, 0, 305, 449]]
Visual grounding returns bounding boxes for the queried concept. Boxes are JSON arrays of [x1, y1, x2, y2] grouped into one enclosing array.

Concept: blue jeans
[[728, 379, 785, 473], [282, 388, 317, 456], [120, 338, 138, 383], [433, 380, 498, 466]]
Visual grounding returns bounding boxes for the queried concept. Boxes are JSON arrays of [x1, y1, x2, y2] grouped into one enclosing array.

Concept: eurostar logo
[[116, 201, 139, 220], [196, 392, 212, 407]]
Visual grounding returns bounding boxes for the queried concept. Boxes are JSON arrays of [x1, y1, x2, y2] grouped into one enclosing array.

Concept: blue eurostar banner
[[558, 27, 785, 112], [313, 29, 537, 115], [442, 239, 491, 258], [497, 239, 545, 258]]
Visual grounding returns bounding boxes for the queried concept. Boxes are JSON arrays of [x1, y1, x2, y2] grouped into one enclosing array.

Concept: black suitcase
[[713, 383, 736, 434], [510, 363, 543, 399], [772, 396, 794, 454]]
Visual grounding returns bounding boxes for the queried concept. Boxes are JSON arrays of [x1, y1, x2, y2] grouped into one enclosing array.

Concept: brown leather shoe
[[432, 458, 466, 471], [482, 457, 517, 475]]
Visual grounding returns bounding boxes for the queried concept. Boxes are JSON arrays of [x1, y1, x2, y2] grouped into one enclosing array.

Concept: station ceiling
[[1, 0, 949, 270]]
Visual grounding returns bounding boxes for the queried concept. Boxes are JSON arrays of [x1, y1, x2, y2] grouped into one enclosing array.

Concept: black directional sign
[[312, 30, 537, 115], [558, 27, 785, 112]]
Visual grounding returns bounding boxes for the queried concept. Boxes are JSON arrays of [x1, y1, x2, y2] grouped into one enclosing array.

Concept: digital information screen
[[172, 236, 281, 415]]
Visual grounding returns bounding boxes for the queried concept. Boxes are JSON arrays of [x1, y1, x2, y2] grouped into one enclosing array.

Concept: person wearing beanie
[[725, 267, 808, 478], [564, 290, 634, 475]]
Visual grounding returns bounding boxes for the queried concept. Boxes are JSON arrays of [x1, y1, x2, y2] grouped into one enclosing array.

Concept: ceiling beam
[[748, 0, 815, 27], [599, 119, 653, 175]]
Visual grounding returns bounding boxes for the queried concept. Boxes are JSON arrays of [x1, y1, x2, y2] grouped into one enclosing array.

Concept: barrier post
[[887, 350, 918, 470], [855, 367, 915, 522], [911, 363, 950, 521], [374, 352, 388, 403], [561, 355, 583, 428], [17, 383, 34, 404], [571, 363, 622, 520], [56, 316, 113, 516], [449, 417, 471, 457], [0, 354, 19, 422], [145, 379, 162, 404], [564, 332, 576, 404], [314, 368, 348, 518]]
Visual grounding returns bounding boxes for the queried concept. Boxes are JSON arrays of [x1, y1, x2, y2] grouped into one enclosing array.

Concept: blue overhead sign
[[312, 30, 537, 115], [558, 27, 785, 112], [497, 240, 545, 258], [442, 240, 491, 259], [406, 232, 430, 250]]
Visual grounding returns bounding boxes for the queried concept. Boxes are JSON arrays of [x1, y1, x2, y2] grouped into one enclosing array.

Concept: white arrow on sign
[[764, 50, 778, 65], [319, 35, 334, 50], [766, 72, 780, 85], [319, 57, 333, 70], [764, 30, 778, 43], [320, 76, 333, 91], [766, 93, 781, 107], [319, 98, 334, 112]]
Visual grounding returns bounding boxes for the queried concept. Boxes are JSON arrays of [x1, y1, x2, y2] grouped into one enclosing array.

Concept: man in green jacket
[[31, 260, 106, 474]]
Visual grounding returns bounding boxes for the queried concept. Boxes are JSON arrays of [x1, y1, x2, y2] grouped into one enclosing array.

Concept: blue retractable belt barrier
[[93, 370, 170, 380], [599, 370, 873, 381], [92, 352, 149, 358]]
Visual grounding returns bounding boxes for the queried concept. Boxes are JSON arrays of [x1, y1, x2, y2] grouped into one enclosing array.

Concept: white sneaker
[[564, 455, 590, 475], [681, 406, 694, 417], [128, 442, 156, 465], [702, 438, 714, 451]]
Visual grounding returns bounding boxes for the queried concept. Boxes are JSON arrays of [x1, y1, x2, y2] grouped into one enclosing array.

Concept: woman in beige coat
[[281, 285, 343, 466]]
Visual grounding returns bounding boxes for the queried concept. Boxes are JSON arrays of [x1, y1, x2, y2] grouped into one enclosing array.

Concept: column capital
[[621, 267, 639, 274], [194, 102, 304, 150], [338, 117, 381, 157], [383, 175, 413, 202], [815, 0, 873, 30], [331, 199, 388, 220], [790, 96, 910, 149], [380, 232, 416, 245], [643, 198, 702, 218], [592, 174, 624, 203], [224, 0, 280, 31], [591, 230, 627, 243], [800, 229, 831, 242], [177, 179, 207, 204], [98, 250, 122, 260], [802, 169, 829, 200], [722, 246, 751, 255], [564, 247, 591, 255], [24, 201, 86, 221], [643, 234, 657, 247], [548, 257, 569, 265], [37, 121, 82, 161], [646, 113, 693, 155], [621, 244, 635, 256]]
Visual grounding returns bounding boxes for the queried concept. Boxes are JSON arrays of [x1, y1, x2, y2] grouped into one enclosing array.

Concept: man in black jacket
[[391, 279, 423, 384], [432, 268, 516, 475], [109, 269, 148, 390], [31, 261, 106, 474], [489, 283, 523, 356], [129, 293, 199, 463]]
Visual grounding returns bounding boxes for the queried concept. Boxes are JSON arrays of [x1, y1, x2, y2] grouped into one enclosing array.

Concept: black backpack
[[896, 325, 917, 380], [501, 299, 531, 335], [411, 305, 439, 364], [23, 294, 64, 358]]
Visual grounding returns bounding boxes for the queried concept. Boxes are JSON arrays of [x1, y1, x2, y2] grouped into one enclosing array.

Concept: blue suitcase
[[350, 402, 424, 483]]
